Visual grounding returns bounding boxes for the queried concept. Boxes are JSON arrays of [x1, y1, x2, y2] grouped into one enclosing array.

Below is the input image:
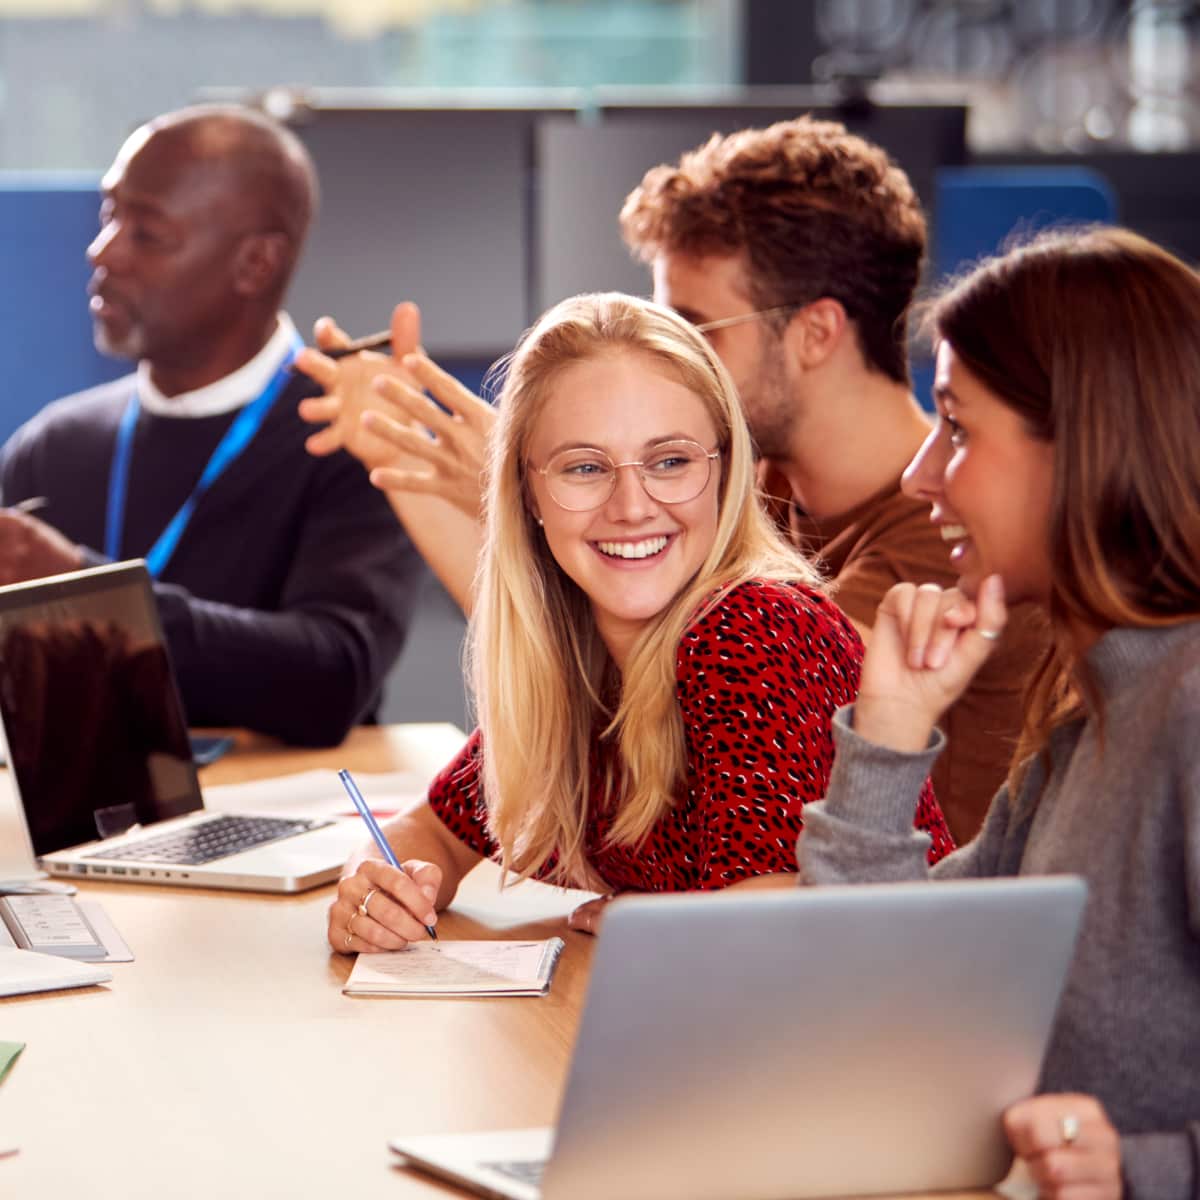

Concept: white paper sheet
[[202, 769, 428, 821], [344, 938, 565, 996], [0, 947, 112, 997]]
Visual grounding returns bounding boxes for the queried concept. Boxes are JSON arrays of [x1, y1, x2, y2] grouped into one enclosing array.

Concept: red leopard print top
[[427, 579, 952, 890]]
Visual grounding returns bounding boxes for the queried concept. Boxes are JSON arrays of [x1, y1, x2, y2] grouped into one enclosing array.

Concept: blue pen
[[338, 768, 438, 940]]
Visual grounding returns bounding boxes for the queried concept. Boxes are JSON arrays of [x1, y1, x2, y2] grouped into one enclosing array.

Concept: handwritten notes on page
[[344, 939, 565, 997]]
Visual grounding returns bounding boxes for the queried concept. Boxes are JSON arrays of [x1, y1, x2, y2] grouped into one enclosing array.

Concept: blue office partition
[[911, 165, 1119, 409], [0, 176, 125, 445], [933, 165, 1118, 284]]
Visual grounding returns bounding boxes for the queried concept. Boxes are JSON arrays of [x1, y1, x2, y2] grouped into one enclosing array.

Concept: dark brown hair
[[619, 115, 927, 385], [932, 226, 1200, 761]]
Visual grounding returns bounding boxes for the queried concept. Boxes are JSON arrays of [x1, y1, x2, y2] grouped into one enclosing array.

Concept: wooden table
[[0, 726, 997, 1199]]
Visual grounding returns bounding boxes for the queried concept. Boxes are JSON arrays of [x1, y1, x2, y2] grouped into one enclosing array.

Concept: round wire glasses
[[531, 439, 721, 512]]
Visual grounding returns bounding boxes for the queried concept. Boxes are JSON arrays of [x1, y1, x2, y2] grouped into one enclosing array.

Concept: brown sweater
[[790, 479, 1048, 844]]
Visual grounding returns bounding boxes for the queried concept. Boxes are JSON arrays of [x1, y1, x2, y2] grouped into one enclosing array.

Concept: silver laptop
[[0, 561, 361, 893], [390, 876, 1087, 1200]]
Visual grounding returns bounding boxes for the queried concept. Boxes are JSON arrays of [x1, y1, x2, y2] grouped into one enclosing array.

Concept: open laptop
[[0, 560, 362, 893], [391, 875, 1087, 1200]]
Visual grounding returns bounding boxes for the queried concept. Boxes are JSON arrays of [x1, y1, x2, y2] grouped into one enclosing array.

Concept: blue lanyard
[[105, 334, 303, 577]]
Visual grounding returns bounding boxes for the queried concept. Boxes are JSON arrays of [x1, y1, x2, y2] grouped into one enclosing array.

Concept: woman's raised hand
[[853, 573, 1008, 753]]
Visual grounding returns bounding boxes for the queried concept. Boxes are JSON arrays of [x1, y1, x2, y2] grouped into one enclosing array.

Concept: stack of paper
[[344, 939, 565, 997], [0, 947, 112, 998]]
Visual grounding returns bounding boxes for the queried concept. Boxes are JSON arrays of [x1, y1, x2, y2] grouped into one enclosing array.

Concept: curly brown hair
[[619, 115, 927, 385]]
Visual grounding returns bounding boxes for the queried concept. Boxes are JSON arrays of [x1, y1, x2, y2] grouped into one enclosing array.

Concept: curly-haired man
[[621, 116, 1046, 842]]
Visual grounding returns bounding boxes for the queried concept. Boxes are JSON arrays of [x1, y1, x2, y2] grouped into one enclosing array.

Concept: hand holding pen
[[337, 769, 439, 947], [296, 302, 423, 469], [0, 496, 85, 585]]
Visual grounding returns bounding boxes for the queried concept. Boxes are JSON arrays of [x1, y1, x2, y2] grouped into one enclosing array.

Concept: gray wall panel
[[289, 109, 537, 357]]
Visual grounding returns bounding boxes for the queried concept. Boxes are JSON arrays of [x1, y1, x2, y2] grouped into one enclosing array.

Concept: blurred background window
[[1, 0, 1198, 168], [0, 0, 737, 170], [805, 0, 1200, 154]]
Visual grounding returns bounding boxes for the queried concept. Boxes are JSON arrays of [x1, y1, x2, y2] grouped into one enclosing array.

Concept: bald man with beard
[[0, 104, 421, 747]]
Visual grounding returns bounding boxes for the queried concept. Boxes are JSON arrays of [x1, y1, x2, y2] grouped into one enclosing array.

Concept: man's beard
[[741, 342, 795, 459], [92, 319, 147, 362]]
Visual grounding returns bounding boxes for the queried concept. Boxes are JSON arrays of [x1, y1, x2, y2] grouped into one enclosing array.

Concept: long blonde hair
[[469, 293, 819, 887]]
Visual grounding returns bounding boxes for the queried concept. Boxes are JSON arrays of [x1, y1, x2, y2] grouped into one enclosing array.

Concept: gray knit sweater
[[798, 622, 1200, 1200]]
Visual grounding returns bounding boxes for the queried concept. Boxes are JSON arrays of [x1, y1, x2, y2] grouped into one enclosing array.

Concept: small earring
[[535, 516, 544, 526]]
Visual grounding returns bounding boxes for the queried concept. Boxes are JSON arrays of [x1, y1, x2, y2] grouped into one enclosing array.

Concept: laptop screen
[[0, 561, 200, 856]]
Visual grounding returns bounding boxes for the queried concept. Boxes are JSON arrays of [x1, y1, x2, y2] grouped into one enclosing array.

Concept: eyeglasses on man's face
[[693, 304, 800, 335], [531, 439, 721, 512]]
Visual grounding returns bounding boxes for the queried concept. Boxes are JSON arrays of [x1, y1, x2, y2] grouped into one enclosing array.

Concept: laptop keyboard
[[484, 1159, 546, 1188], [84, 814, 332, 866]]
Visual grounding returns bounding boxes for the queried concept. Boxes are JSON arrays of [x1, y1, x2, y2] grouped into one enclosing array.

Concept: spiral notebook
[[344, 938, 565, 997]]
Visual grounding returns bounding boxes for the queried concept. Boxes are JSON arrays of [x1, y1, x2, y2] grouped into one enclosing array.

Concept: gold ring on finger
[[359, 888, 378, 919]]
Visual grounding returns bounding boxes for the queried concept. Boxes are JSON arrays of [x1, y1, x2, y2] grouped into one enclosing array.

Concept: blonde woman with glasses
[[325, 293, 950, 948]]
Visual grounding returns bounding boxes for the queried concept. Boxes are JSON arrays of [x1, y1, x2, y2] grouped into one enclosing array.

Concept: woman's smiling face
[[524, 350, 722, 669], [903, 342, 1056, 606]]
